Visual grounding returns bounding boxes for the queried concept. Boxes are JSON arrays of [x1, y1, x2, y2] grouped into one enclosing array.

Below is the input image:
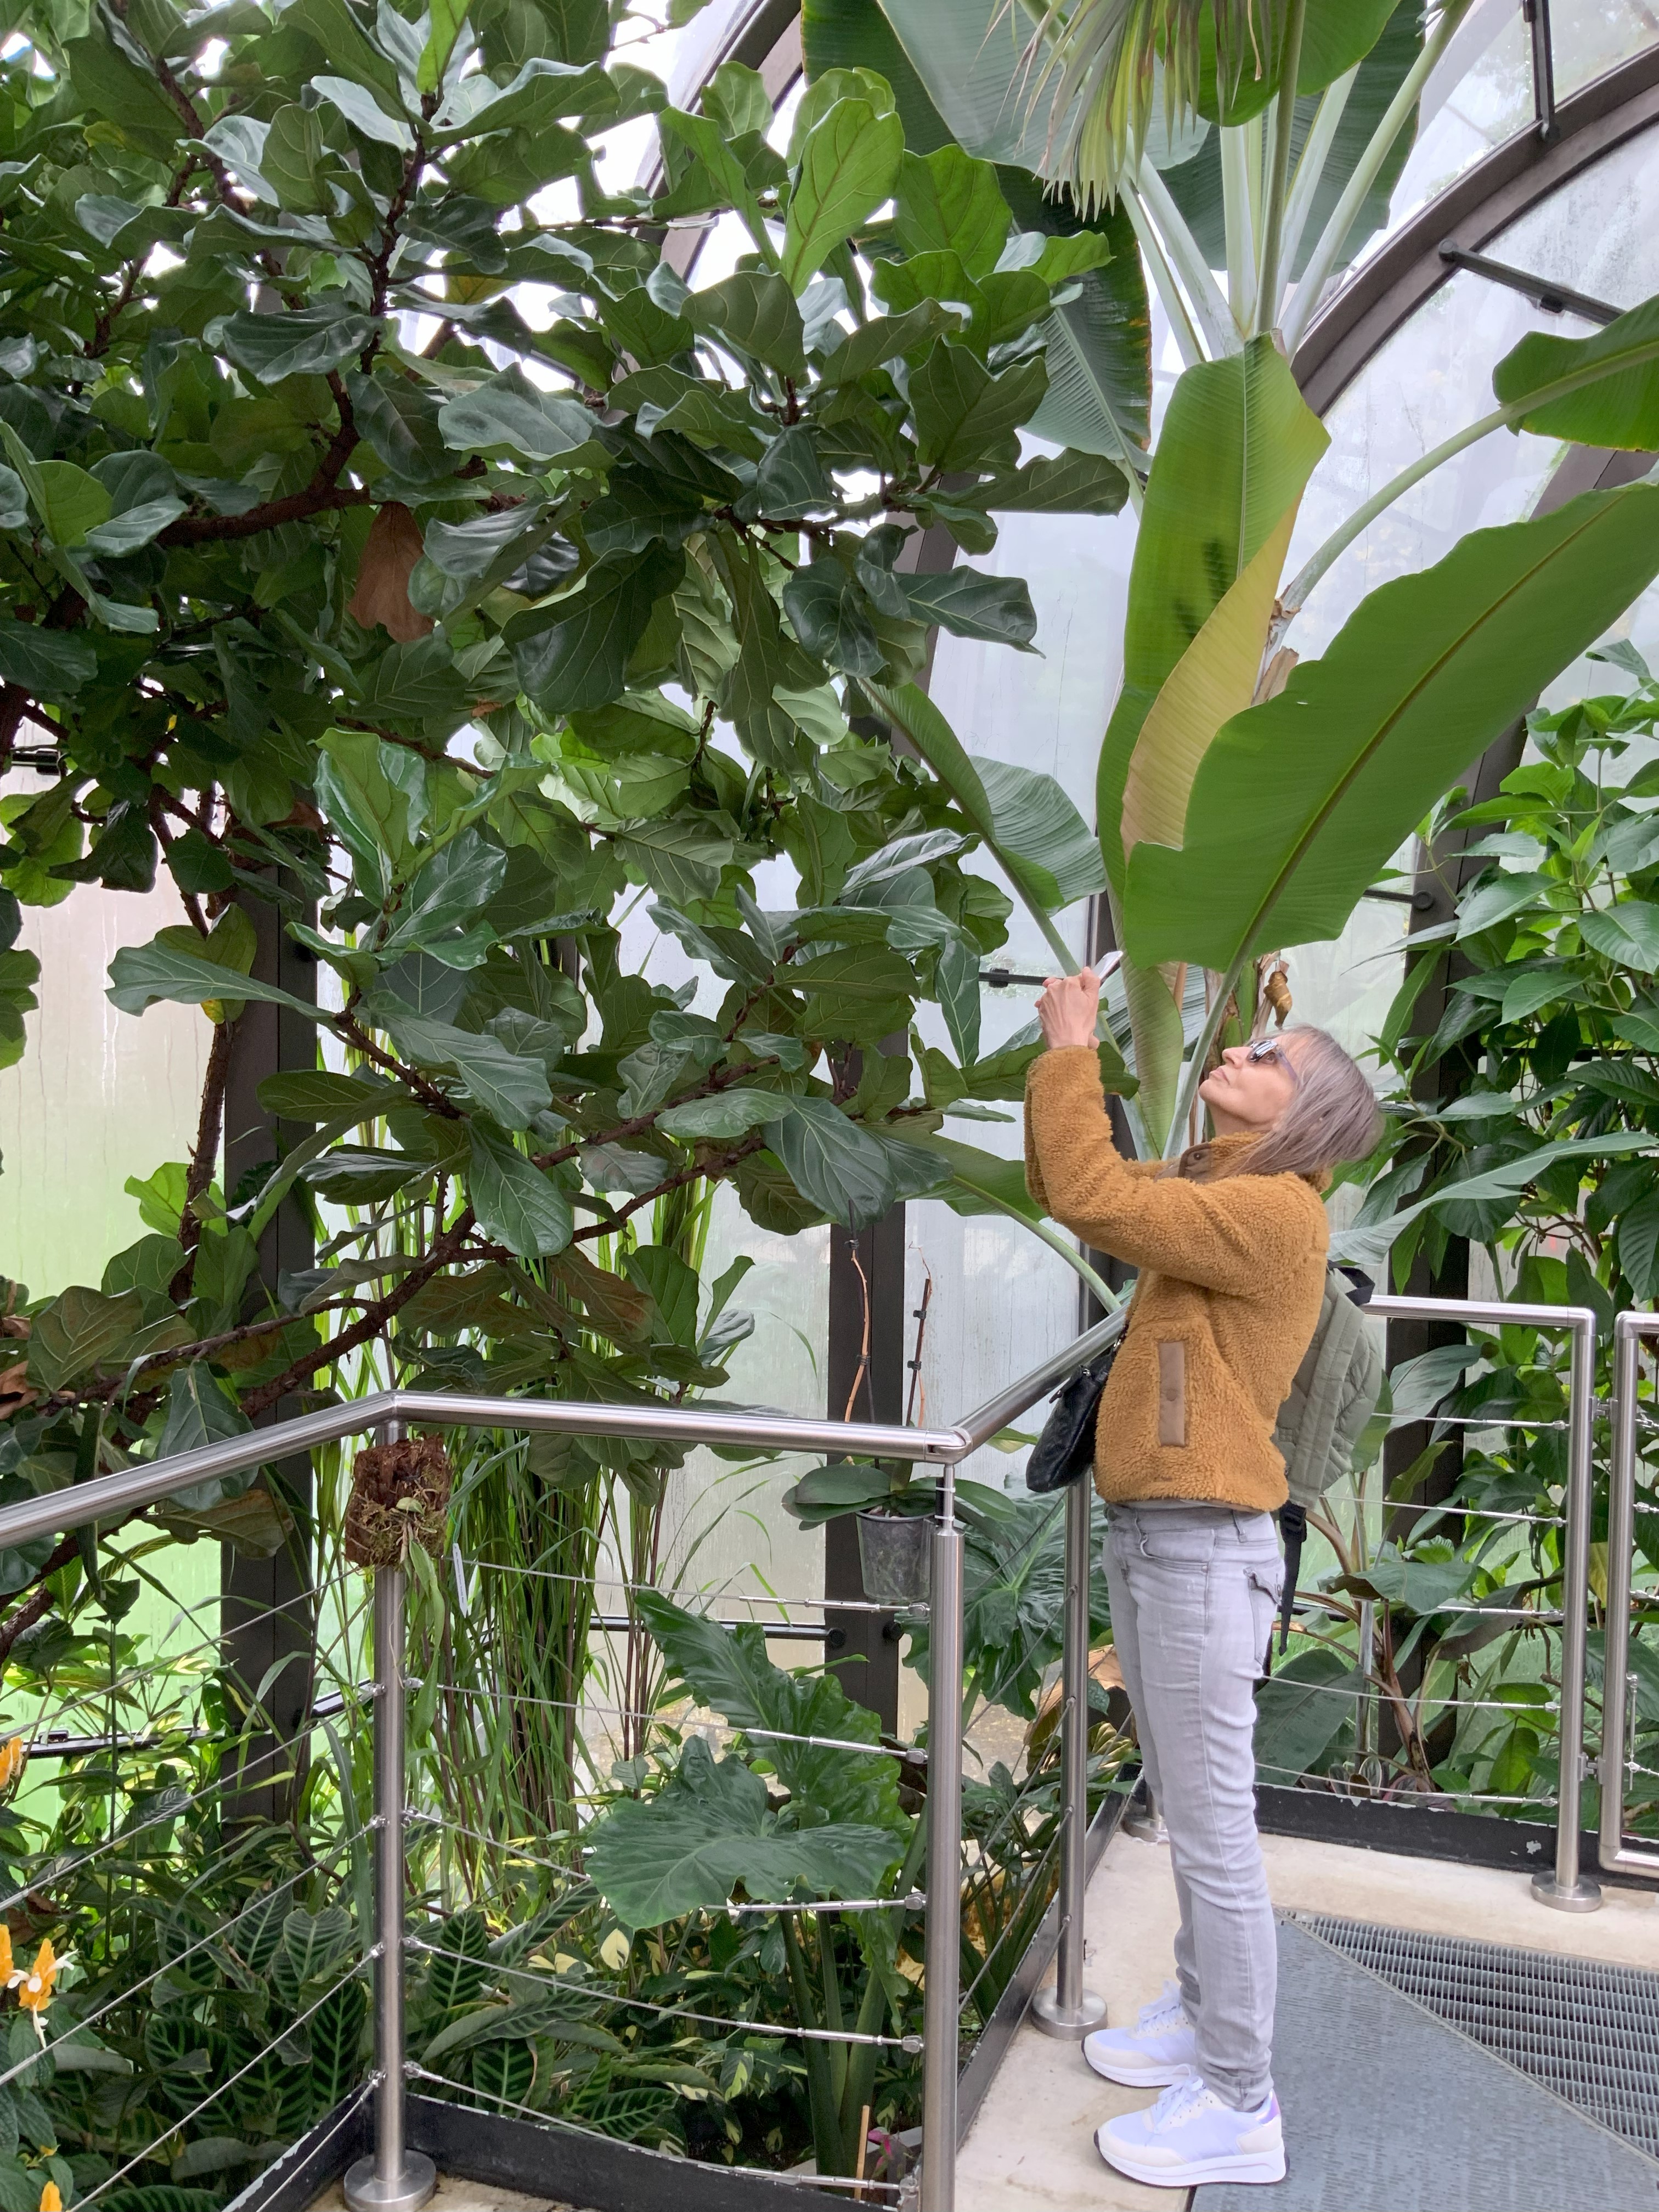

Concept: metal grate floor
[[1289, 1911, 1659, 2160]]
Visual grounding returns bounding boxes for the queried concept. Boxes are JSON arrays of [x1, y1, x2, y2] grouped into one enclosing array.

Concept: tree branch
[[238, 1209, 477, 1415]]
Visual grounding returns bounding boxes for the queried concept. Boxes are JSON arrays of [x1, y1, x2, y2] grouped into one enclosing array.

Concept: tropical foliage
[[809, 0, 1659, 1148], [1256, 670, 1659, 1815], [4, 0, 1659, 2193]]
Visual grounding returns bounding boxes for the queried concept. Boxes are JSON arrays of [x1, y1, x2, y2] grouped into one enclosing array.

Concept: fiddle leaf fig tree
[[0, 1, 1133, 1629]]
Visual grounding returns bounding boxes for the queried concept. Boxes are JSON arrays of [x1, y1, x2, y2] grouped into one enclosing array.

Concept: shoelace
[[1148, 2075, 1213, 2132], [1136, 1985, 1187, 2036]]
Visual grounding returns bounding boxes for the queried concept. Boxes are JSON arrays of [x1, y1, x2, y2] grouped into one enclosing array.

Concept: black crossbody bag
[[1025, 1311, 1130, 1494]]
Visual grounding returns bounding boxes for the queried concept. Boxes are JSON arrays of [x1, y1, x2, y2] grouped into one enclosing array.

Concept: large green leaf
[[585, 1737, 901, 1931], [221, 307, 378, 383], [860, 680, 1103, 927], [996, 172, 1150, 469], [371, 1003, 553, 1128], [465, 1121, 574, 1257], [156, 1365, 258, 1511], [685, 273, 807, 378], [106, 940, 320, 1022], [1099, 337, 1328, 897], [1492, 293, 1659, 451], [26, 1285, 144, 1391], [1124, 483, 1659, 972], [766, 1096, 899, 1229], [437, 365, 602, 461], [909, 340, 1046, 469], [801, 4, 1150, 462], [1254, 1644, 1356, 1786], [783, 98, 905, 294], [509, 548, 684, 713], [634, 1590, 903, 1830], [1331, 1132, 1656, 1275]]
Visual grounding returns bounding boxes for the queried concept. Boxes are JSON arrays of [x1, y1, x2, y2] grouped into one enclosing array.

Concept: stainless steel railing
[[1365, 1296, 1601, 1915], [0, 1289, 1602, 2209], [1599, 1310, 1659, 1883], [0, 1315, 1120, 2212]]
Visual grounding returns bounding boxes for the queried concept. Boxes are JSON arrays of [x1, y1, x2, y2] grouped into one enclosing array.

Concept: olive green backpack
[[1267, 1268, 1384, 1661]]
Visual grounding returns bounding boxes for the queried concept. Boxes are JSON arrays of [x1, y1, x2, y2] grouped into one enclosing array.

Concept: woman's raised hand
[[1037, 968, 1101, 1052]]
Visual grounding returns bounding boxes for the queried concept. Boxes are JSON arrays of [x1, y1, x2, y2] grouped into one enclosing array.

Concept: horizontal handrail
[[0, 1311, 1126, 1554], [0, 1295, 1592, 1556]]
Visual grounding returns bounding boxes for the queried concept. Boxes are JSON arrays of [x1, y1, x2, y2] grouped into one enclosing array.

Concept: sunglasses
[[1245, 1037, 1294, 1070]]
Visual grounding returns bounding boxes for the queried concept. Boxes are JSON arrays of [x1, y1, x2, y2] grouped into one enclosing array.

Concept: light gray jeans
[[1105, 1500, 1283, 2111]]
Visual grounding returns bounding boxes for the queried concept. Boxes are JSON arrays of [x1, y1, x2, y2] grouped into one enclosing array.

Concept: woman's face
[[1198, 1035, 1302, 1133]]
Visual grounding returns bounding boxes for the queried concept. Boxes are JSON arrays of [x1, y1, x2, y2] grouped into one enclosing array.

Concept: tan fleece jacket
[[1024, 1047, 1329, 1514]]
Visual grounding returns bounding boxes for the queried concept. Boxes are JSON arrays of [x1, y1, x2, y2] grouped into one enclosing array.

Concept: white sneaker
[[1096, 2074, 1285, 2189], [1082, 1980, 1197, 2087]]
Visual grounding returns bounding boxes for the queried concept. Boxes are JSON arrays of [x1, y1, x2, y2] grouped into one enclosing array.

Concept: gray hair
[[1188, 1026, 1384, 1183]]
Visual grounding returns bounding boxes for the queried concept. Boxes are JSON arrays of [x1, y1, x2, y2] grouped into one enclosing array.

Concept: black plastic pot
[[856, 1508, 932, 1606]]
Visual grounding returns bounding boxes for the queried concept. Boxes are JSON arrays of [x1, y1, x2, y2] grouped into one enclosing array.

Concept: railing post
[[1595, 1312, 1659, 1880], [346, 1431, 437, 2212], [1032, 1479, 1106, 2038], [921, 1497, 963, 2212], [1533, 1311, 1602, 1913]]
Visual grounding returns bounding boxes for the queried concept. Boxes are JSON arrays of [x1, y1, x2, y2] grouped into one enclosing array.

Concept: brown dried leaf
[[347, 503, 433, 643]]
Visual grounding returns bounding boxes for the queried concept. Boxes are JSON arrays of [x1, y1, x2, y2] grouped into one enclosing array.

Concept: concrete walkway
[[955, 1826, 1659, 2212]]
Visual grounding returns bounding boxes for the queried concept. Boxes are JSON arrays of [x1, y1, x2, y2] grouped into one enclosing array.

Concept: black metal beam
[[1525, 0, 1558, 143], [221, 880, 317, 1825], [1438, 240, 1620, 324], [1293, 41, 1659, 414]]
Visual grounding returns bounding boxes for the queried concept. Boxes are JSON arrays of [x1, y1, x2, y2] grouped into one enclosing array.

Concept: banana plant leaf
[[1123, 482, 1659, 973], [1099, 336, 1328, 895], [1492, 291, 1659, 450]]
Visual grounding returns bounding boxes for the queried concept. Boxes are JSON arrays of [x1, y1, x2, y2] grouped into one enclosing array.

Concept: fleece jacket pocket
[[1157, 1341, 1187, 1447]]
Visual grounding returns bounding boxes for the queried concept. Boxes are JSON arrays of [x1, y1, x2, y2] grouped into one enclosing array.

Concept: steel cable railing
[[0, 1290, 1609, 2212]]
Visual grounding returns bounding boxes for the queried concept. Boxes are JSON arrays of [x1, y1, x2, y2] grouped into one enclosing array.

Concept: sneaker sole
[[1095, 2130, 1286, 2188], [1082, 2048, 1194, 2088]]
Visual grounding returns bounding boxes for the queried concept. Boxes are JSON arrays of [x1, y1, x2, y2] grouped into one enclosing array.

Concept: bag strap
[[1277, 1502, 1306, 1657]]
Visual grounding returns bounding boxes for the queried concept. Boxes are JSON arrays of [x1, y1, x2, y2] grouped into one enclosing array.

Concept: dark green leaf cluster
[[0, 0, 1125, 1469]]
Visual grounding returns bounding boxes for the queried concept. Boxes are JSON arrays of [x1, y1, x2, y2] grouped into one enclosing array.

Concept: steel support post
[[1032, 1477, 1106, 2038], [920, 1510, 964, 2212], [1533, 1310, 1602, 1912], [345, 1465, 436, 2212], [1598, 1313, 1659, 1881]]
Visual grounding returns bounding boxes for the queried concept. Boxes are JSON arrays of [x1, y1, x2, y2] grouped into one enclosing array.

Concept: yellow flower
[[38, 2182, 60, 2212], [0, 1927, 15, 1988], [18, 1940, 54, 2013], [0, 1739, 26, 1791]]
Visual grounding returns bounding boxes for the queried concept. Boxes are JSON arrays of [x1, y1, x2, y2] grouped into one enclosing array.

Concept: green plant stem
[[1282, 365, 1659, 620], [780, 1911, 845, 2175], [1121, 185, 1204, 369], [1283, 0, 1473, 354], [1254, 0, 1308, 335], [1220, 125, 1256, 334], [1278, 64, 1358, 285], [1136, 161, 1239, 358], [1163, 955, 1248, 1157], [964, 1187, 1121, 1310]]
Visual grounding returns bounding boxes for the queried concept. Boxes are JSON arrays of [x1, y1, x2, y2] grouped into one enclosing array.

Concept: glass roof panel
[[1313, 3, 1659, 325]]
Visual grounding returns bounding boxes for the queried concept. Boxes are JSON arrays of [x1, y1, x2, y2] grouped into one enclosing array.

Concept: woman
[[1026, 967, 1381, 2192]]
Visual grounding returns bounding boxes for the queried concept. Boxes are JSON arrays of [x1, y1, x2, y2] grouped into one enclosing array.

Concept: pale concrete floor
[[310, 2181, 590, 2212], [955, 1824, 1659, 2212]]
